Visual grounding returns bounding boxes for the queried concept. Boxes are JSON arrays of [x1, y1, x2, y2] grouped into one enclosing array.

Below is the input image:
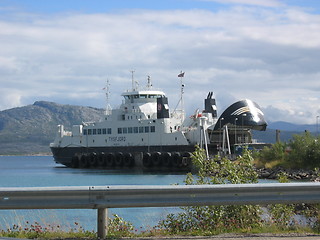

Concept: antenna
[[147, 75, 152, 89], [179, 71, 185, 122], [103, 79, 112, 115], [130, 70, 135, 90]]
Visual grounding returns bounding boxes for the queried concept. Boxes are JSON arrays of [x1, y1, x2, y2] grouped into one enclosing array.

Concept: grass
[[0, 214, 320, 239]]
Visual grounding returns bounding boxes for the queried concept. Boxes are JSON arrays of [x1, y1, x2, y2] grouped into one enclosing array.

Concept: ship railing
[[1, 183, 320, 238]]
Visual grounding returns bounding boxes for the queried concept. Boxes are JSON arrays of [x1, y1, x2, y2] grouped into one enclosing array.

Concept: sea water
[[0, 156, 187, 231]]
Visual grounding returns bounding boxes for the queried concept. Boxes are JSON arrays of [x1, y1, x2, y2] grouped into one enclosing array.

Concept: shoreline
[[256, 167, 319, 181], [0, 154, 318, 181]]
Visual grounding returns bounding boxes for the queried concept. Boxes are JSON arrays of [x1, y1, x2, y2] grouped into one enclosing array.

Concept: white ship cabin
[[105, 89, 167, 122], [50, 86, 191, 149]]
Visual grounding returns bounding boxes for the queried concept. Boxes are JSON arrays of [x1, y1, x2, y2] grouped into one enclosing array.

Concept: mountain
[[0, 102, 317, 154], [0, 101, 104, 155], [268, 121, 318, 132], [252, 121, 318, 144]]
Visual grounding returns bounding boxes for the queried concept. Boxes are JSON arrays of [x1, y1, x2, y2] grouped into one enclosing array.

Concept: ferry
[[50, 73, 267, 171]]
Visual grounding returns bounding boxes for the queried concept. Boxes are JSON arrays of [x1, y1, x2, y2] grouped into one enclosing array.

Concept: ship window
[[93, 129, 97, 135], [140, 95, 147, 98], [97, 129, 102, 135], [128, 127, 133, 133], [145, 126, 149, 133], [122, 115, 125, 120], [83, 129, 87, 135], [134, 127, 138, 133], [151, 126, 155, 132], [107, 128, 112, 134], [118, 128, 122, 134], [88, 129, 92, 135], [123, 127, 127, 134], [102, 128, 107, 134], [139, 126, 144, 133]]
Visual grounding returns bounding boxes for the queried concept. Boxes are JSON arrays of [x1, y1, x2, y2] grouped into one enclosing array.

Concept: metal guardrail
[[1, 183, 320, 238]]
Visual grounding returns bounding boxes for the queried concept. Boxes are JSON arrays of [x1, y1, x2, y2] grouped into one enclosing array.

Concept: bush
[[158, 146, 320, 235], [158, 146, 262, 234], [256, 132, 320, 169], [259, 142, 287, 162], [288, 132, 320, 169]]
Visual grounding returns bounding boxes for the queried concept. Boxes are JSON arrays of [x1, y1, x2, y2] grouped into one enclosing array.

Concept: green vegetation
[[256, 132, 320, 169], [157, 146, 320, 236], [1, 144, 320, 239], [0, 214, 135, 239]]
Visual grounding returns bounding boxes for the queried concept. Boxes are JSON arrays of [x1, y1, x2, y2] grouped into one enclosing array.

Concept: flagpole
[[178, 71, 185, 123]]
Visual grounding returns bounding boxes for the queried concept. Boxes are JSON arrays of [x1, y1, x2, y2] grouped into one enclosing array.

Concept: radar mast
[[103, 79, 112, 115]]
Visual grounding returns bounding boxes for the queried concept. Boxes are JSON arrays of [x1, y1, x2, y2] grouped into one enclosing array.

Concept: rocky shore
[[256, 167, 320, 181]]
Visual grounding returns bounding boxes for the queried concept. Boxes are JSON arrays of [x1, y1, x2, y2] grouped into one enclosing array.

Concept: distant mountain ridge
[[0, 101, 104, 155], [268, 121, 318, 132], [0, 101, 316, 154]]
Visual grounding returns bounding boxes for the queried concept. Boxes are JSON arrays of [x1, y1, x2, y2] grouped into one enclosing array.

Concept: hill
[[0, 101, 104, 155], [252, 121, 318, 144], [0, 102, 317, 154]]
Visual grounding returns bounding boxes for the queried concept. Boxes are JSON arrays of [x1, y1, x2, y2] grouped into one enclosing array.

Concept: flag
[[178, 72, 185, 77]]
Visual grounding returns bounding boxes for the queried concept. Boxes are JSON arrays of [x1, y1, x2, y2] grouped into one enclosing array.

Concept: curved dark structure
[[214, 99, 267, 131]]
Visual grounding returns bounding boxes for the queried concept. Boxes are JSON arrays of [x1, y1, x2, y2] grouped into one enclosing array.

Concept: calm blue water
[[0, 156, 187, 231]]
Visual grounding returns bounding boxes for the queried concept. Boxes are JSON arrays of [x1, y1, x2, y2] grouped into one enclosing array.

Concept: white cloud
[[0, 4, 319, 124], [201, 0, 284, 8]]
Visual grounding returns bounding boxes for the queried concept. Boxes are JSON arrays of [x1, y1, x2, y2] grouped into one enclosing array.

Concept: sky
[[0, 0, 319, 124]]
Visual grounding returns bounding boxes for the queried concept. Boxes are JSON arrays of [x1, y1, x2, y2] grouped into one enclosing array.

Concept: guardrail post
[[97, 208, 108, 239]]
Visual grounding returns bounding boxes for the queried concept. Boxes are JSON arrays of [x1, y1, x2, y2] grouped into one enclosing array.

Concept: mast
[[130, 70, 136, 91], [147, 75, 152, 89], [103, 79, 112, 115], [178, 71, 185, 123]]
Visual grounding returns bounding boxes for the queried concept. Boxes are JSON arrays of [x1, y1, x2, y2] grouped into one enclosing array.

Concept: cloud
[[201, 0, 284, 8], [0, 3, 319, 124]]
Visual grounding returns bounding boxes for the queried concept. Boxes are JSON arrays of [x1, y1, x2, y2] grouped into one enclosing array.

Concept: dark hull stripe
[[51, 145, 196, 165]]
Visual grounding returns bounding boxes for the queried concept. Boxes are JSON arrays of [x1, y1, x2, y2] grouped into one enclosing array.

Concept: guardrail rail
[[1, 183, 320, 238]]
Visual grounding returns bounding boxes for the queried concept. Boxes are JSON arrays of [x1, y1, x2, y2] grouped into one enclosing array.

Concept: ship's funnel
[[157, 97, 169, 119], [203, 92, 217, 118], [214, 99, 267, 131]]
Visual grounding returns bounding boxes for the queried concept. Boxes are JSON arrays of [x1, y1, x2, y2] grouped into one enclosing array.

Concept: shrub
[[158, 146, 262, 234], [288, 132, 320, 169]]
